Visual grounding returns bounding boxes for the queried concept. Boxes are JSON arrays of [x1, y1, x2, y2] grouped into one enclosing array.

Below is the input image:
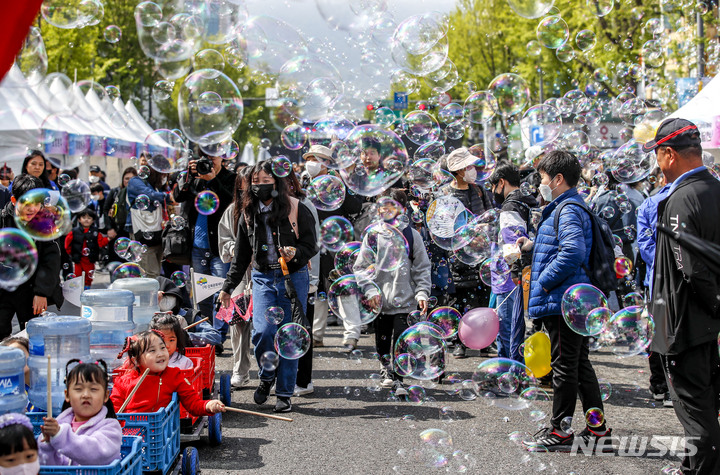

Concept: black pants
[[374, 313, 409, 364], [296, 300, 315, 389], [541, 314, 605, 431], [0, 286, 36, 339], [648, 351, 668, 394], [662, 341, 720, 475]]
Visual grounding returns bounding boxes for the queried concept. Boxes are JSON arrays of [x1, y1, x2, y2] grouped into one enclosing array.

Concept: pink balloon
[[458, 307, 499, 350]]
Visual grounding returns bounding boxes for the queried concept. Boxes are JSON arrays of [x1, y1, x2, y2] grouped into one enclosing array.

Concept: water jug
[[0, 347, 28, 415], [90, 320, 135, 371], [109, 278, 160, 332], [80, 289, 134, 322]]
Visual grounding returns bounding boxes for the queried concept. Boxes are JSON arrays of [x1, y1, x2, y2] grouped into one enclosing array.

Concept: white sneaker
[[394, 381, 408, 397], [380, 367, 395, 388], [293, 382, 314, 396], [231, 374, 250, 388]]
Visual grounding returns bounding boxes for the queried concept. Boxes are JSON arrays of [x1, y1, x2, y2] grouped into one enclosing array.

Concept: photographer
[[173, 150, 236, 342]]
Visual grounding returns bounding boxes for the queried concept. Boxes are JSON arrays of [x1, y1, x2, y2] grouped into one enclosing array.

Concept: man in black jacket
[[645, 118, 720, 475], [0, 174, 64, 338], [173, 150, 236, 341]]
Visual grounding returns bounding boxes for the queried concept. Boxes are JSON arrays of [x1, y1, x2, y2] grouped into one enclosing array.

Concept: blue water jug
[[0, 347, 28, 415]]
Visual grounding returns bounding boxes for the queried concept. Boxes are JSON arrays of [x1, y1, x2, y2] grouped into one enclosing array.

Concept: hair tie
[[0, 413, 33, 432]]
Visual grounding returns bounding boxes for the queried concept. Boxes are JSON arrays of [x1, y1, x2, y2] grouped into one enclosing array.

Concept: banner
[[61, 274, 84, 308], [192, 272, 226, 303]]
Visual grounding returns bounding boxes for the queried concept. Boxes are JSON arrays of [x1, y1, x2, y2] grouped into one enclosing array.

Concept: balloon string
[[496, 284, 519, 309]]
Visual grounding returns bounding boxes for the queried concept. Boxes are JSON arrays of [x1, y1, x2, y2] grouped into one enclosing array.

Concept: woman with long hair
[[218, 160, 318, 413], [20, 151, 55, 190]]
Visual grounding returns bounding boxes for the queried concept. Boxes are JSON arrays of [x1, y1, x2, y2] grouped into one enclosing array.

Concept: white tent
[[668, 74, 720, 125]]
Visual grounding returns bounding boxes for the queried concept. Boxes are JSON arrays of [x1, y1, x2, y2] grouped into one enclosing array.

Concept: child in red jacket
[[110, 330, 225, 416], [64, 208, 109, 288]]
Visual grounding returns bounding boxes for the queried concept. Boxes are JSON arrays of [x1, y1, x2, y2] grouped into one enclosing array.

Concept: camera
[[195, 157, 214, 176]]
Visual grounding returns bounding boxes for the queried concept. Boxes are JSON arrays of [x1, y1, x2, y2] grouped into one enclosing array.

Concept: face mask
[[538, 176, 559, 202], [493, 183, 505, 205], [463, 167, 477, 183], [91, 194, 102, 201], [159, 295, 178, 312], [305, 161, 323, 178], [2, 459, 40, 475], [88, 175, 100, 184], [161, 177, 168, 185], [251, 183, 276, 201]]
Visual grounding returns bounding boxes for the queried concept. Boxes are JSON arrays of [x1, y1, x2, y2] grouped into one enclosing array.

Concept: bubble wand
[[46, 355, 52, 418], [119, 368, 151, 413], [183, 317, 209, 331]]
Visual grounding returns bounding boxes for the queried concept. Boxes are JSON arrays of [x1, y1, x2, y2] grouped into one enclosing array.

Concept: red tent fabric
[[0, 1, 44, 81]]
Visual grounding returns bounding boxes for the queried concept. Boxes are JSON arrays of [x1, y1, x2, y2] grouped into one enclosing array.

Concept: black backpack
[[553, 200, 618, 295]]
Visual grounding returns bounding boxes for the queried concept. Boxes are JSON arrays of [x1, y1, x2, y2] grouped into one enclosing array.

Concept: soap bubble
[[178, 69, 244, 149], [598, 379, 612, 401], [472, 358, 538, 407], [114, 237, 131, 259], [576, 29, 597, 51], [610, 140, 656, 184], [463, 90, 497, 124], [603, 306, 655, 357], [622, 292, 644, 308], [560, 416, 573, 433], [320, 216, 354, 252], [556, 44, 576, 62], [328, 275, 382, 325], [277, 54, 344, 123], [104, 25, 122, 44], [152, 80, 174, 101], [426, 195, 471, 249], [0, 229, 38, 291], [135, 195, 150, 211], [561, 284, 609, 336], [427, 307, 461, 339], [60, 180, 91, 213], [265, 306, 285, 325], [308, 175, 345, 212], [260, 351, 280, 371], [522, 104, 562, 145], [334, 241, 361, 275], [274, 322, 311, 359], [112, 263, 146, 280], [144, 129, 186, 173], [281, 124, 307, 150], [195, 190, 220, 215], [614, 256, 633, 276], [15, 26, 47, 86], [395, 353, 418, 377], [271, 156, 292, 178], [137, 166, 150, 179], [308, 117, 355, 148], [394, 322, 448, 380], [14, 189, 72, 241], [488, 73, 530, 117], [338, 124, 409, 197], [536, 15, 569, 49], [508, 0, 555, 19], [403, 110, 440, 145], [585, 407, 604, 428], [391, 13, 449, 77], [587, 0, 614, 16], [170, 270, 187, 288]]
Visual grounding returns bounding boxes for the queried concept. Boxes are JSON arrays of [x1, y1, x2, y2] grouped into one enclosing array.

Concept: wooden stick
[[183, 317, 209, 331], [119, 368, 151, 413], [224, 406, 293, 422], [47, 356, 52, 419]]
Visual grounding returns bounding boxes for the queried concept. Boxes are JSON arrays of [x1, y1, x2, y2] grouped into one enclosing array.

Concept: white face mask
[[159, 295, 178, 312], [538, 176, 559, 202], [161, 177, 168, 185], [305, 161, 323, 178], [91, 194, 102, 201], [88, 175, 100, 184], [1, 460, 40, 475], [463, 167, 477, 183]]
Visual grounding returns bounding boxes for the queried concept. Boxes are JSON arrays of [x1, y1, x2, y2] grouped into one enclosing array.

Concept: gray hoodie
[[353, 223, 432, 315]]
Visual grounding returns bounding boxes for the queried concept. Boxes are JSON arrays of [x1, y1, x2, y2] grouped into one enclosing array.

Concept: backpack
[[553, 200, 618, 295], [109, 187, 128, 229]]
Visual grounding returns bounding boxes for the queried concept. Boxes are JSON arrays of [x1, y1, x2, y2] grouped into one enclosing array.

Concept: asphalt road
[[196, 326, 685, 475]]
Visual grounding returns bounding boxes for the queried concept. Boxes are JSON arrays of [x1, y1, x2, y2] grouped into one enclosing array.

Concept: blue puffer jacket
[[528, 188, 593, 319]]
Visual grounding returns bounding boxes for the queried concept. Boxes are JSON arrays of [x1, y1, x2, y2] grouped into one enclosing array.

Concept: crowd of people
[[0, 118, 718, 473]]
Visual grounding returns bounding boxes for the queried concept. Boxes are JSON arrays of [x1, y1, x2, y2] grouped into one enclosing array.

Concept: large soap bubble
[[0, 229, 38, 291], [354, 222, 409, 273], [277, 55, 344, 123], [15, 189, 72, 241], [561, 284, 609, 336], [308, 175, 346, 212], [602, 306, 655, 357], [60, 180, 91, 213], [521, 104, 563, 145], [15, 27, 47, 86], [472, 358, 539, 409], [427, 307, 461, 339], [328, 274, 382, 325], [320, 216, 354, 252], [391, 13, 449, 77], [536, 15, 570, 49], [609, 140, 657, 184], [338, 124, 409, 197], [488, 73, 530, 117], [307, 117, 355, 149], [425, 195, 472, 250], [507, 0, 555, 19], [394, 322, 448, 380], [237, 15, 308, 75], [274, 322, 310, 359], [178, 69, 244, 148]]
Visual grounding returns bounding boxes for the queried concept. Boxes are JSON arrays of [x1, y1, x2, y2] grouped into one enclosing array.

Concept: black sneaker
[[254, 380, 273, 405], [273, 396, 292, 413], [576, 427, 615, 454], [523, 427, 574, 452], [452, 345, 466, 359]]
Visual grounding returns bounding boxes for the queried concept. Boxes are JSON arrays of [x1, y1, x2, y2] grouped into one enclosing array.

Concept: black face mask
[[251, 183, 276, 201], [493, 183, 505, 205]]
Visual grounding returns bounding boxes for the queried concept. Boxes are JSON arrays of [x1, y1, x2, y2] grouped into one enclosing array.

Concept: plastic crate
[[117, 394, 180, 473], [36, 436, 142, 475], [185, 345, 215, 391], [178, 365, 204, 425]]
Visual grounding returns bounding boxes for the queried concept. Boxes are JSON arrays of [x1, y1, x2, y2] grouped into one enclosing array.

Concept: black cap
[[642, 118, 701, 153], [89, 165, 101, 172]]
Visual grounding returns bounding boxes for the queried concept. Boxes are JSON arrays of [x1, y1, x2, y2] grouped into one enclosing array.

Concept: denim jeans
[[495, 284, 524, 362], [192, 247, 230, 341], [252, 268, 309, 398]]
